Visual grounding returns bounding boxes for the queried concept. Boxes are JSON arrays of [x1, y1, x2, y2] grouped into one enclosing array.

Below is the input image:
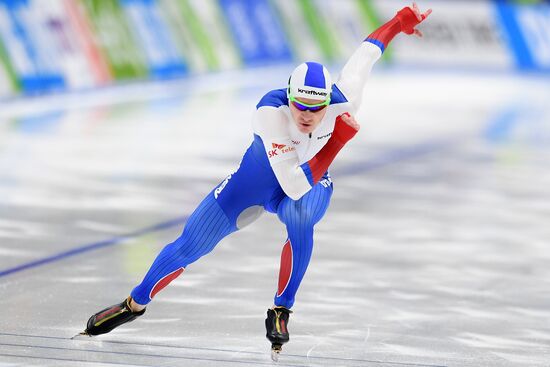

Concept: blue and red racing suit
[[130, 6, 424, 309]]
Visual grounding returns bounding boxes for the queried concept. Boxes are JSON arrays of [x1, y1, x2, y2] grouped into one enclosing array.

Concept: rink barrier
[[0, 0, 548, 97], [495, 2, 550, 72]]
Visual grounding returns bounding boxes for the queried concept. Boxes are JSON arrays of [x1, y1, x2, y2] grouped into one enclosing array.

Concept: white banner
[[373, 0, 514, 69]]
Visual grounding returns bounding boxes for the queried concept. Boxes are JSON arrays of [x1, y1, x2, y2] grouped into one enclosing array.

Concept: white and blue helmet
[[288, 62, 332, 102]]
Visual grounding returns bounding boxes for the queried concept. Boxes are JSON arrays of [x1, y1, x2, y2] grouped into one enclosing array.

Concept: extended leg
[[130, 192, 236, 305], [81, 192, 237, 336], [82, 152, 272, 336]]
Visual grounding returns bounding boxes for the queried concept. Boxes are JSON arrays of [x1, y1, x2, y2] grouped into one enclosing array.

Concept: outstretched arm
[[336, 2, 432, 109]]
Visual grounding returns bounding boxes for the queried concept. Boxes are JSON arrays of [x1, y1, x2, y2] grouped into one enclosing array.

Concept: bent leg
[[131, 192, 236, 305], [130, 144, 280, 305], [274, 178, 333, 309]]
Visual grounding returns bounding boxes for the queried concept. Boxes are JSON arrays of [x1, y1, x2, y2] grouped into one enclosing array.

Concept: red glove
[[396, 5, 430, 36], [366, 2, 432, 51], [331, 113, 359, 146]]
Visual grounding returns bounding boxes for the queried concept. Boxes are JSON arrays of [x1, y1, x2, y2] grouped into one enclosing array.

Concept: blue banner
[[219, 0, 292, 66], [0, 0, 65, 93], [495, 3, 550, 72], [119, 0, 187, 79]]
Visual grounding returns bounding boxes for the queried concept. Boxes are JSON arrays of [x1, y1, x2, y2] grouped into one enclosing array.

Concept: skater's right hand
[[397, 2, 432, 37]]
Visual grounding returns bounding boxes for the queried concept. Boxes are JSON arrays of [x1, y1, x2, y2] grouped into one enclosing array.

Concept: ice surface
[[0, 67, 549, 366]]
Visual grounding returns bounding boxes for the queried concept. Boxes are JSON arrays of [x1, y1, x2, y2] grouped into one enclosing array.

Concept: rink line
[[0, 136, 461, 280], [0, 353, 304, 367], [0, 332, 448, 367], [0, 344, 303, 367], [0, 353, 155, 367]]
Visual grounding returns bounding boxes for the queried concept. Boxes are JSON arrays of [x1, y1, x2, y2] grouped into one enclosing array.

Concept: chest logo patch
[[269, 142, 296, 158]]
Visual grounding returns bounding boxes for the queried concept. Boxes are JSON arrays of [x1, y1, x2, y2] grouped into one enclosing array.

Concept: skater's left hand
[[399, 2, 432, 38], [331, 112, 360, 146], [339, 112, 360, 132]]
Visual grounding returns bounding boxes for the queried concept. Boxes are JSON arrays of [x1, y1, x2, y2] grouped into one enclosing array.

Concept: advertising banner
[[1, 0, 547, 98], [119, 0, 187, 79], [79, 0, 148, 80], [0, 63, 13, 97], [31, 0, 103, 89], [0, 37, 18, 96], [292, 0, 339, 62], [62, 0, 113, 86], [158, 0, 210, 73], [495, 3, 550, 71], [0, 0, 66, 94], [219, 0, 292, 66], [168, 0, 242, 70], [312, 0, 373, 62], [270, 0, 324, 62], [372, 0, 514, 70]]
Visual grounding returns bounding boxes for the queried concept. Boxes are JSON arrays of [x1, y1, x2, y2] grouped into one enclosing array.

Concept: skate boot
[[77, 297, 146, 337], [265, 306, 292, 361]]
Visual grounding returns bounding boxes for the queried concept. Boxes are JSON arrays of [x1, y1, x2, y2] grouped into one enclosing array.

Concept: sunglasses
[[288, 95, 330, 112]]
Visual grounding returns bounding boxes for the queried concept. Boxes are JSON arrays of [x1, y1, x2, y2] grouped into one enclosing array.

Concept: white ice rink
[[0, 65, 549, 367]]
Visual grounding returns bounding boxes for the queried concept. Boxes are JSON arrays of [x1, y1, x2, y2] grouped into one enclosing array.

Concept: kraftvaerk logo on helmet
[[297, 88, 327, 97]]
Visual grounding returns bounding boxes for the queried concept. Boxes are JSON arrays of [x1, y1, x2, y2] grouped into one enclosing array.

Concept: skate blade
[[271, 344, 282, 362], [71, 331, 92, 340]]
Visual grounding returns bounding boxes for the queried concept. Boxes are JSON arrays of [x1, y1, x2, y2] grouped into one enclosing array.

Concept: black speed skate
[[265, 306, 292, 361], [76, 297, 145, 337]]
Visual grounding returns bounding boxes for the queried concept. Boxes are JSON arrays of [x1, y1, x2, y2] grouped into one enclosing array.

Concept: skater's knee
[[280, 210, 317, 230], [282, 195, 328, 226]]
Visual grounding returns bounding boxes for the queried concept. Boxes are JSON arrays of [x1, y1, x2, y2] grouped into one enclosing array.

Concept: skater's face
[[289, 97, 328, 134]]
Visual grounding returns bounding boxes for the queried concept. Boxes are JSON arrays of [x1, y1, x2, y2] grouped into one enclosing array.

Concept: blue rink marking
[[0, 216, 188, 278], [0, 103, 525, 280], [0, 139, 450, 280]]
